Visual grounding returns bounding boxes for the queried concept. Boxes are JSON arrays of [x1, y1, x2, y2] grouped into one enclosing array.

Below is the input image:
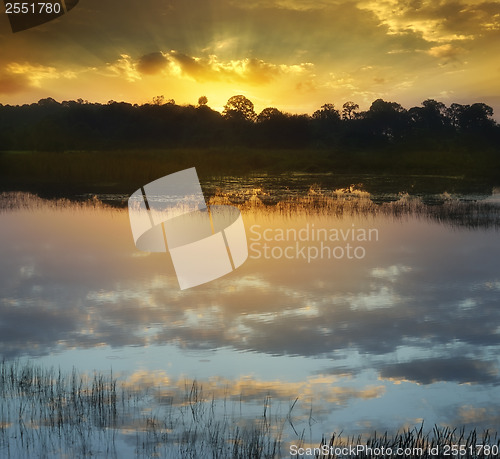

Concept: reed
[[313, 426, 500, 459], [0, 361, 498, 458], [2, 185, 500, 230]]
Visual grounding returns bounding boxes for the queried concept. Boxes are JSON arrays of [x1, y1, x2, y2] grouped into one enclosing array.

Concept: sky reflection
[[0, 192, 499, 435]]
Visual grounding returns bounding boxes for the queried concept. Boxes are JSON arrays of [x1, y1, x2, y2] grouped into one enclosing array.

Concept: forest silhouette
[[1, 95, 500, 195], [0, 95, 498, 151]]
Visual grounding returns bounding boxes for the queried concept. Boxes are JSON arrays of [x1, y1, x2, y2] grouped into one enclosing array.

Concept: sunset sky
[[1, 0, 500, 116]]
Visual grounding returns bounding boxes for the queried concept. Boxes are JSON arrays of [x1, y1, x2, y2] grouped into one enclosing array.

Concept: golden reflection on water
[[122, 370, 384, 409], [206, 186, 500, 229], [2, 187, 500, 227], [0, 190, 498, 354]]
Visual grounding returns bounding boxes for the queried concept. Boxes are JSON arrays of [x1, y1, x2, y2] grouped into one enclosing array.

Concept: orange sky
[[1, 0, 500, 116]]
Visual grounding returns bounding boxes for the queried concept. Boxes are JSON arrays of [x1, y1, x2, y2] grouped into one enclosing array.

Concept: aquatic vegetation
[[2, 184, 500, 230], [0, 361, 284, 458], [208, 186, 500, 230], [0, 361, 498, 458]]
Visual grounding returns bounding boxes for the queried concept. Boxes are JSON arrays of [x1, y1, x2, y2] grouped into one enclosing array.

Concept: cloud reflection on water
[[1, 191, 500, 434]]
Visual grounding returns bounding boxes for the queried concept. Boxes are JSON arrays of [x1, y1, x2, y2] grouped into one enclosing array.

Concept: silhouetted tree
[[0, 96, 497, 152], [342, 101, 359, 120], [257, 107, 283, 123], [311, 103, 341, 147], [312, 103, 340, 121], [152, 95, 165, 106], [408, 99, 448, 132], [462, 103, 495, 131], [255, 108, 306, 147], [222, 95, 256, 122], [446, 102, 495, 132], [366, 99, 408, 141]]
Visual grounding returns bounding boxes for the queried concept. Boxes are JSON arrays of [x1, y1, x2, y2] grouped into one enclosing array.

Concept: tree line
[[0, 95, 498, 151]]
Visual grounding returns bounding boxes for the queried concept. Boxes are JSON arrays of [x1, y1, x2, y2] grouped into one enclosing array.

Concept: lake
[[1, 176, 500, 458]]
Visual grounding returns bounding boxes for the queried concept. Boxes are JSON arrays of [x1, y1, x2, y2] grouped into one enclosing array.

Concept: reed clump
[[312, 425, 500, 458], [0, 361, 283, 458]]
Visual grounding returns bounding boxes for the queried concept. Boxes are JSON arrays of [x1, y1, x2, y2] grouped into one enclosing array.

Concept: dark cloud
[[379, 357, 500, 385], [244, 58, 282, 83], [169, 51, 210, 80], [418, 1, 500, 36], [136, 52, 169, 75]]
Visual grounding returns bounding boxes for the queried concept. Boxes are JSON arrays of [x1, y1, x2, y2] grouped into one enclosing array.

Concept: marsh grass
[[312, 426, 500, 458], [208, 186, 500, 229], [0, 361, 285, 458], [0, 191, 111, 212], [2, 183, 500, 231], [0, 361, 499, 458]]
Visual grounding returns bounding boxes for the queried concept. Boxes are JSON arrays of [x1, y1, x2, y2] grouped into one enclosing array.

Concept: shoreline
[[1, 149, 499, 198]]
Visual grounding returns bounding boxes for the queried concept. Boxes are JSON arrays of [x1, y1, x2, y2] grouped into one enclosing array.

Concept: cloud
[[359, 0, 500, 43], [455, 405, 500, 426], [168, 51, 305, 84], [121, 371, 384, 412], [379, 357, 500, 385], [136, 52, 170, 75], [103, 50, 315, 87], [106, 54, 142, 82], [168, 51, 210, 80], [5, 62, 76, 87], [427, 43, 464, 60]]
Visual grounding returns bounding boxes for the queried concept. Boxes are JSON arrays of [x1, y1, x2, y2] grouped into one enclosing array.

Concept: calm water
[[1, 182, 500, 457]]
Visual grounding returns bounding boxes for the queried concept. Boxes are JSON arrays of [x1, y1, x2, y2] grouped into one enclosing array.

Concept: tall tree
[[342, 101, 359, 120], [222, 95, 256, 122], [312, 103, 340, 121]]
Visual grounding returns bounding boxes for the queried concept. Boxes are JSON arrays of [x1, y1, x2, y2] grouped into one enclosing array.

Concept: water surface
[[1, 185, 499, 456]]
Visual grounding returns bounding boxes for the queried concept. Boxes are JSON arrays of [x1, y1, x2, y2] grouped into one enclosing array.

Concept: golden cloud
[[358, 0, 500, 43], [6, 62, 76, 87], [106, 54, 142, 82], [427, 43, 464, 59], [104, 50, 315, 87], [458, 406, 487, 424], [169, 52, 314, 84], [121, 370, 385, 409]]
